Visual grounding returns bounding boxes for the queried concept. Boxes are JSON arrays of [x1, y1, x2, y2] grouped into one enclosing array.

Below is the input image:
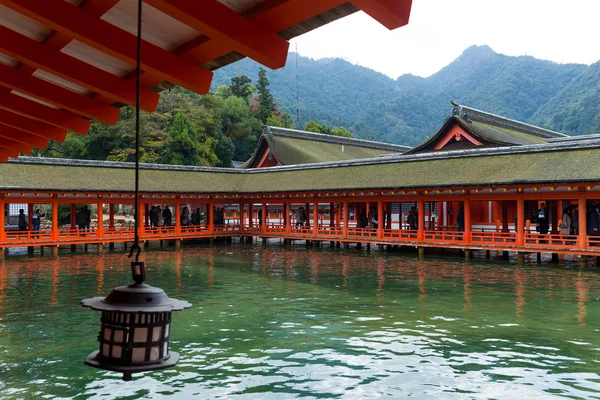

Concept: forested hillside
[[42, 45, 600, 166], [213, 45, 595, 145]]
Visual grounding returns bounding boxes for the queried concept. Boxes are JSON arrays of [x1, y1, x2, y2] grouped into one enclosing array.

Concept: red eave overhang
[[0, 0, 412, 162]]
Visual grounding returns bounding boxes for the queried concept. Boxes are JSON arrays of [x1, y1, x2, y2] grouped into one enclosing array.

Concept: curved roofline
[[10, 138, 600, 175], [452, 102, 567, 138], [265, 126, 412, 151]]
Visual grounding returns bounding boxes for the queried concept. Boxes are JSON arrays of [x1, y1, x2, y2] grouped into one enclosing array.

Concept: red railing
[[471, 231, 516, 245], [266, 224, 286, 234], [525, 233, 579, 248], [347, 227, 377, 238], [383, 229, 418, 240], [317, 226, 343, 237], [2, 224, 600, 255], [424, 230, 464, 243], [5, 228, 53, 242]]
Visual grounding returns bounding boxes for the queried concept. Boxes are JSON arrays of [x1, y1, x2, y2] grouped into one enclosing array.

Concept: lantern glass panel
[[133, 327, 147, 343]]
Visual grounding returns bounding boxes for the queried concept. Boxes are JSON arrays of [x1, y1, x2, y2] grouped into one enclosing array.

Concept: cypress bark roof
[[407, 102, 568, 154], [243, 126, 411, 168], [3, 139, 600, 194]]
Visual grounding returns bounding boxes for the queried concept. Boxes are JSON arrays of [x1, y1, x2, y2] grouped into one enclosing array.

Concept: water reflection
[[0, 244, 598, 399]]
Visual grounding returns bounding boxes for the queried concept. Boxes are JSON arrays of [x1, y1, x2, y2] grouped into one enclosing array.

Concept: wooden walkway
[[3, 222, 600, 258]]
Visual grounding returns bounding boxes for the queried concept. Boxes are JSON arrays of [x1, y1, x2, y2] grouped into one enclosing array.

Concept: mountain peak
[[457, 45, 497, 63]]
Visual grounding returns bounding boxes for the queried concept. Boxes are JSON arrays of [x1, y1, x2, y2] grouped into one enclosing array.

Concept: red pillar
[[285, 202, 291, 233], [249, 203, 253, 228], [138, 202, 145, 237], [0, 194, 5, 242], [144, 203, 149, 228], [262, 203, 267, 233], [207, 201, 214, 234], [175, 200, 181, 234], [27, 203, 34, 229], [464, 198, 471, 243], [417, 199, 425, 240], [313, 201, 318, 236], [516, 197, 525, 246], [51, 196, 58, 240], [578, 197, 587, 249], [377, 200, 384, 239], [97, 198, 104, 237], [343, 200, 349, 237]]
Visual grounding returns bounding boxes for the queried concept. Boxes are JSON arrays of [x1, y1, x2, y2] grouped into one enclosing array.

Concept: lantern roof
[[82, 283, 191, 312]]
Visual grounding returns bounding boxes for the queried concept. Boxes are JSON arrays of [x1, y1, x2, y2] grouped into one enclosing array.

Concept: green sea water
[[0, 244, 599, 399]]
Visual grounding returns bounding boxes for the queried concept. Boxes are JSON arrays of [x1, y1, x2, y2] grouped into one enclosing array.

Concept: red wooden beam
[[0, 125, 48, 149], [0, 88, 90, 134], [0, 148, 18, 161], [351, 0, 412, 30], [0, 63, 119, 125], [180, 0, 348, 65], [0, 109, 67, 142], [0, 137, 32, 153], [1, 0, 214, 94], [144, 0, 289, 69], [0, 26, 159, 112]]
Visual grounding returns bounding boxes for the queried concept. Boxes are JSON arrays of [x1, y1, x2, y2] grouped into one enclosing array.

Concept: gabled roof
[[243, 126, 411, 168], [407, 102, 568, 154], [3, 138, 600, 194]]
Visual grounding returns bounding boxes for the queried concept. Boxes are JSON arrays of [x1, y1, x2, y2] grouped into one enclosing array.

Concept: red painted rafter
[[0, 0, 214, 94], [0, 27, 159, 112], [0, 109, 67, 142], [0, 148, 19, 161], [0, 125, 48, 149], [144, 0, 289, 69], [0, 63, 119, 125], [351, 0, 412, 30], [0, 88, 90, 134], [182, 0, 348, 65], [0, 137, 32, 153]]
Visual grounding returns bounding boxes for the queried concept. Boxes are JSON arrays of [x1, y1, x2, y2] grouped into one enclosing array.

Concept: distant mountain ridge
[[212, 46, 598, 146]]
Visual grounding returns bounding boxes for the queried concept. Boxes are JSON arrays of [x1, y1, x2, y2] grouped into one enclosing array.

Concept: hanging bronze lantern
[[82, 262, 191, 381]]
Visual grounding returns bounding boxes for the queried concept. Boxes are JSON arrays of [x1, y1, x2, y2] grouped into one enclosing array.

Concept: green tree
[[330, 126, 353, 138], [304, 120, 331, 134], [255, 67, 275, 123], [266, 112, 295, 128], [229, 75, 254, 103]]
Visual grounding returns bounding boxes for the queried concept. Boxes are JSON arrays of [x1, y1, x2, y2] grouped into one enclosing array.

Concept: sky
[[289, 0, 600, 79]]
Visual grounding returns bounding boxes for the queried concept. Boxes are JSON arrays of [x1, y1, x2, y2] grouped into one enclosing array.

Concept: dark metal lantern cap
[[81, 283, 191, 312]]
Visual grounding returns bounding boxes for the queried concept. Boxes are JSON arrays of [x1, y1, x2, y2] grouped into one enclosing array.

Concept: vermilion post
[[377, 200, 383, 239], [313, 201, 318, 236], [516, 197, 524, 246], [342, 201, 349, 237], [578, 197, 587, 249], [464, 198, 471, 243], [417, 199, 425, 240], [51, 196, 58, 240], [97, 198, 104, 237], [0, 194, 5, 242]]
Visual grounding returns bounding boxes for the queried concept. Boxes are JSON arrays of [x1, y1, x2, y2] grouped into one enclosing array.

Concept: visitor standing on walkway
[[32, 209, 45, 233], [18, 209, 27, 231], [536, 203, 549, 235]]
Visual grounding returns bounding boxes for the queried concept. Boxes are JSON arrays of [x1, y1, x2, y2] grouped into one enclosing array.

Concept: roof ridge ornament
[[450, 100, 471, 123]]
